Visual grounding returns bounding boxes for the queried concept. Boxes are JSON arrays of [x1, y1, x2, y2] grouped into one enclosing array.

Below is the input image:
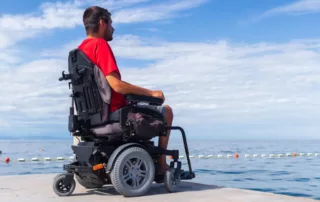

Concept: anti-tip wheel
[[164, 167, 181, 193], [52, 174, 76, 197]]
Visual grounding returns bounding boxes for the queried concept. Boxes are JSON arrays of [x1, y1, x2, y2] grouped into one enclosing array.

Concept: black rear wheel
[[110, 146, 155, 197]]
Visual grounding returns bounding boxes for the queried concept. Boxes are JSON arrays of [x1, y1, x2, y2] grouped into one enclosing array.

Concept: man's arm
[[106, 72, 154, 96], [95, 39, 164, 101]]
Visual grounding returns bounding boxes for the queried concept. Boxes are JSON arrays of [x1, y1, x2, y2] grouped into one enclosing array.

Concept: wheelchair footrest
[[63, 162, 93, 173], [180, 171, 195, 180]]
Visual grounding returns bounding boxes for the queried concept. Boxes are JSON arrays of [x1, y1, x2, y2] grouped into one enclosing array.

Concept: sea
[[0, 138, 319, 200]]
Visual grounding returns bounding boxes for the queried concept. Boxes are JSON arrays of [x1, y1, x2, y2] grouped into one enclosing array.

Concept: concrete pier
[[0, 174, 317, 202]]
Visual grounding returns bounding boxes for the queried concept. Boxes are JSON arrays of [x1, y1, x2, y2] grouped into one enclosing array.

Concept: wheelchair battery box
[[68, 114, 79, 133], [68, 106, 79, 133]]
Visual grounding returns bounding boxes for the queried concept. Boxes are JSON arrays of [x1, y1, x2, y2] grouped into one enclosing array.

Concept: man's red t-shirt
[[78, 38, 126, 112]]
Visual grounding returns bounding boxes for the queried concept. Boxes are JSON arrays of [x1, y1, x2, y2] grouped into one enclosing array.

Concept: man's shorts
[[136, 103, 166, 117]]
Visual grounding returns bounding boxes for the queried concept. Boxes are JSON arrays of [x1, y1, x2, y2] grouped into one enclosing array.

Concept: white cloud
[[1, 0, 320, 139], [110, 36, 320, 128], [1, 34, 320, 138], [112, 0, 209, 23], [255, 0, 320, 21], [0, 59, 69, 123], [100, 0, 151, 10], [0, 0, 208, 49], [0, 49, 22, 64]]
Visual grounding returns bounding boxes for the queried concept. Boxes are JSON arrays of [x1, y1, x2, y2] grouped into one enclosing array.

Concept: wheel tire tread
[[164, 168, 179, 193]]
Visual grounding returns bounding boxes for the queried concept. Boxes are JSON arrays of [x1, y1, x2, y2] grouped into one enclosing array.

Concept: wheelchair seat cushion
[[91, 122, 124, 137], [90, 105, 165, 140]]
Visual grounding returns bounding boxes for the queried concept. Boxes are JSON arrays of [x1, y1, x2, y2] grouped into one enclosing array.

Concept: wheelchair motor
[[52, 49, 195, 197]]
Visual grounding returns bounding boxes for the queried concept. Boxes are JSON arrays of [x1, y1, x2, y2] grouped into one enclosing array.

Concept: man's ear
[[99, 19, 105, 27]]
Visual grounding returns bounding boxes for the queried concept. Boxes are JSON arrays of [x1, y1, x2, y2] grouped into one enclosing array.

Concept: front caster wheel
[[53, 174, 76, 196], [164, 168, 181, 193]]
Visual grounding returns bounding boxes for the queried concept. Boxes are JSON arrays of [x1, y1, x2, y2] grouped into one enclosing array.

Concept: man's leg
[[157, 105, 174, 174], [135, 103, 174, 174]]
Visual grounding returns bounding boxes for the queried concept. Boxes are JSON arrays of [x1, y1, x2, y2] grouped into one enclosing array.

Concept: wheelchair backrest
[[65, 49, 112, 131]]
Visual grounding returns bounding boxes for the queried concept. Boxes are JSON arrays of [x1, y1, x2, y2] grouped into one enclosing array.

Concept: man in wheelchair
[[80, 5, 173, 179], [52, 6, 195, 197]]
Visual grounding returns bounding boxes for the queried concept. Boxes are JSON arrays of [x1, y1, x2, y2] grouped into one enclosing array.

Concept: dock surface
[[0, 174, 317, 202]]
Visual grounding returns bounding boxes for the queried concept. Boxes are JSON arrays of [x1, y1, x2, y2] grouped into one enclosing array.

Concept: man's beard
[[105, 31, 113, 41]]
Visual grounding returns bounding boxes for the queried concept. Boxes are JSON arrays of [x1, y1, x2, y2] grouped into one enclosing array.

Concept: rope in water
[[1, 152, 319, 163]]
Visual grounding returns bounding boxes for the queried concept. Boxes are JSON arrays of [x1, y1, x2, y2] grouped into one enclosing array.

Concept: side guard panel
[[72, 142, 97, 163]]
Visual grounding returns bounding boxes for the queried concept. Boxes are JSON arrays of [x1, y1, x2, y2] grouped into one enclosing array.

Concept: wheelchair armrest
[[124, 94, 163, 106]]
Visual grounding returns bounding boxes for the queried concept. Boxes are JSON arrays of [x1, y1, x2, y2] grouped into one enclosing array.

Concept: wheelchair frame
[[55, 111, 195, 196], [62, 125, 194, 181]]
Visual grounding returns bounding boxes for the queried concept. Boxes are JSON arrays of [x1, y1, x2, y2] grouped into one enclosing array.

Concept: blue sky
[[1, 0, 320, 140]]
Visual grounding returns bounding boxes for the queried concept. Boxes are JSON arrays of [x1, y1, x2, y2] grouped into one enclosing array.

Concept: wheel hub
[[58, 180, 71, 192], [131, 166, 140, 175], [123, 157, 147, 189]]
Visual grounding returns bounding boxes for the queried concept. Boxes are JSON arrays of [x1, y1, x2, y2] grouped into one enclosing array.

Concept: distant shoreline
[[0, 137, 73, 141], [1, 137, 320, 141]]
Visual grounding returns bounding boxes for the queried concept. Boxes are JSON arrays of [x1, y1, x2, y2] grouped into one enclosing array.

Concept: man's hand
[[151, 90, 165, 103]]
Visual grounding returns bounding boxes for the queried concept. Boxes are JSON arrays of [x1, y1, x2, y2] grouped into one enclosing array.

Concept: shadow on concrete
[[71, 181, 222, 197]]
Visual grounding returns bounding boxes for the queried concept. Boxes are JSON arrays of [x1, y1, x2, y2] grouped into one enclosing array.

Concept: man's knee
[[163, 105, 173, 120]]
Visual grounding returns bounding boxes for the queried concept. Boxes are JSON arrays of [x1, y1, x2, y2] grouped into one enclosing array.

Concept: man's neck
[[87, 34, 101, 39]]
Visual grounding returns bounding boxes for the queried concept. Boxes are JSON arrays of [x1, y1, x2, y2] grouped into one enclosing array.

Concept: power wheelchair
[[52, 48, 195, 197]]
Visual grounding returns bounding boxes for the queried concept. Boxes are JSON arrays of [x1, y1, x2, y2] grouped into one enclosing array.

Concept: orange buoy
[[4, 157, 10, 163], [292, 152, 297, 157], [234, 153, 239, 158]]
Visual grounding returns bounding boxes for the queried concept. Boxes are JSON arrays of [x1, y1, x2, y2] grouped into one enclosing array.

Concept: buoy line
[[1, 152, 319, 164]]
